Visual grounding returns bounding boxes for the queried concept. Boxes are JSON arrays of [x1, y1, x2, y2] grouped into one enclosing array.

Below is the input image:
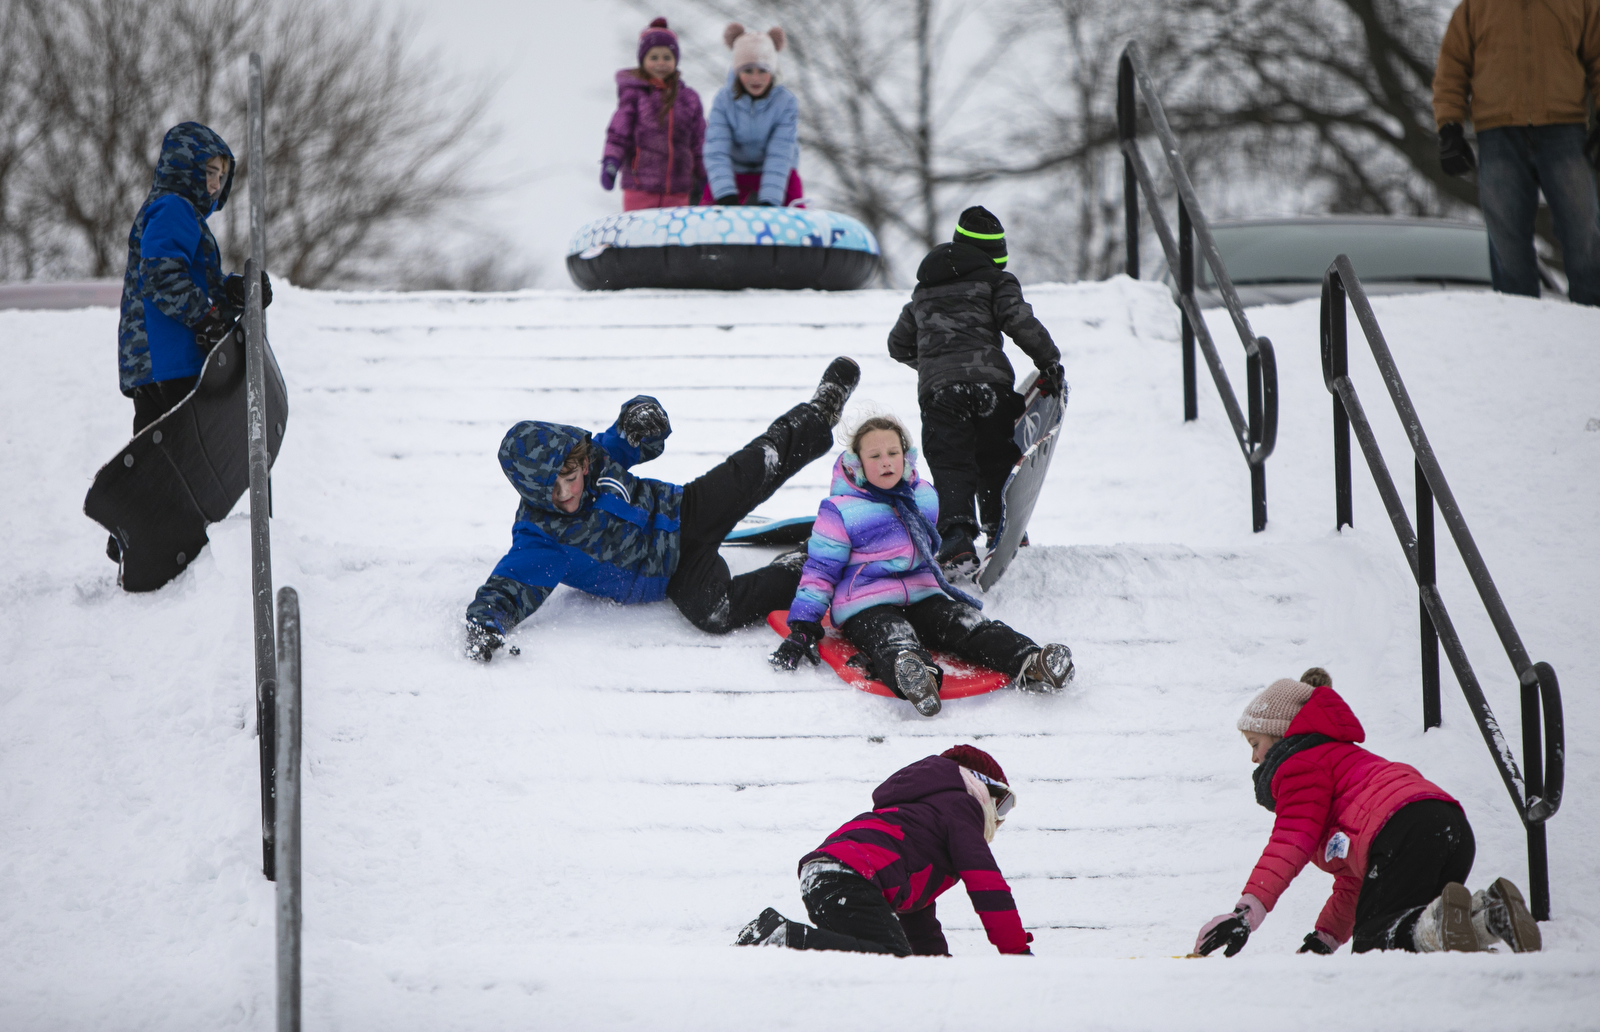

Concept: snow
[[2, 279, 1598, 1030]]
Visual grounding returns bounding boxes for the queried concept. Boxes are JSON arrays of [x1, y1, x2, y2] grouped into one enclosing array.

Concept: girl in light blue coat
[[702, 23, 803, 207]]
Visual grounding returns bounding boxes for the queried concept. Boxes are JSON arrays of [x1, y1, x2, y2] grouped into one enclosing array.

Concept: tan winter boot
[[1471, 878, 1542, 952], [1413, 883, 1482, 952]]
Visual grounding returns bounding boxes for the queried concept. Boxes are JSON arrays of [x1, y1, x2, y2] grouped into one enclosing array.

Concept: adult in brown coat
[[1432, 0, 1600, 306]]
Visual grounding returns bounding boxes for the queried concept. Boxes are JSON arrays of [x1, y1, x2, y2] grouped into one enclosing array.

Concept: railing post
[[1417, 460, 1441, 730], [1247, 349, 1264, 531], [1323, 271, 1352, 530], [275, 587, 302, 1031], [1178, 200, 1196, 422], [1521, 664, 1548, 920], [246, 51, 276, 880], [1118, 54, 1138, 279]]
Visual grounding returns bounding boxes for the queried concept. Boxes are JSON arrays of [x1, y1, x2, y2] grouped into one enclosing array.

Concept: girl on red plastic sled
[[1195, 668, 1541, 957], [600, 18, 706, 210], [734, 745, 1033, 956], [768, 414, 1073, 716]]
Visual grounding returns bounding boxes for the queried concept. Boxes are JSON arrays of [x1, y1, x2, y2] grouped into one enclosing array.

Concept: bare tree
[[0, 0, 516, 289]]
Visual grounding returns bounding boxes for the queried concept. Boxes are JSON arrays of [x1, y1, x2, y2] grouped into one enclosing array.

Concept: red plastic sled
[[767, 612, 1012, 700]]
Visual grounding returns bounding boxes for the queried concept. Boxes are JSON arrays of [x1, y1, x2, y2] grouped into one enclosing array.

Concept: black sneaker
[[465, 621, 505, 663], [894, 651, 942, 717], [734, 907, 789, 946], [810, 356, 860, 427]]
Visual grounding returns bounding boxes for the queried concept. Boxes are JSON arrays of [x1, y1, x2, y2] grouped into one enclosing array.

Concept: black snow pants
[[1351, 799, 1477, 953], [919, 382, 1024, 539], [783, 866, 915, 956], [666, 403, 833, 633], [838, 594, 1036, 699], [130, 375, 198, 434]]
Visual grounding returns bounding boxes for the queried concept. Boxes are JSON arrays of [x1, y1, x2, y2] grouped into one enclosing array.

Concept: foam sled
[[976, 370, 1067, 593], [566, 206, 880, 291], [767, 611, 1011, 700], [84, 325, 288, 592], [724, 514, 815, 546]]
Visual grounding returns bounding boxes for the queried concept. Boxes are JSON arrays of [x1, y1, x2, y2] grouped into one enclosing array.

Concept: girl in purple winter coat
[[735, 745, 1034, 956], [769, 415, 1075, 716], [600, 17, 706, 211]]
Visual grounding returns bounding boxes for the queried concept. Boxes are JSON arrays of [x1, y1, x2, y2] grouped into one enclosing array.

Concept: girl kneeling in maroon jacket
[[735, 745, 1033, 956], [1196, 669, 1541, 956]]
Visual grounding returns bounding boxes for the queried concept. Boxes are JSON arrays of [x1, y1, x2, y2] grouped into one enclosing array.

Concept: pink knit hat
[[637, 17, 679, 64], [724, 22, 785, 73], [1237, 678, 1315, 737]]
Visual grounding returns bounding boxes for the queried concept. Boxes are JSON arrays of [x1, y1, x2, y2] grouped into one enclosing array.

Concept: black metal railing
[[1118, 41, 1278, 532], [1321, 254, 1565, 919], [275, 586, 303, 1032]]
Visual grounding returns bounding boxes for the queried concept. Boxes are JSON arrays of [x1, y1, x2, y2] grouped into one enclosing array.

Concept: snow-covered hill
[[1, 280, 1596, 1030]]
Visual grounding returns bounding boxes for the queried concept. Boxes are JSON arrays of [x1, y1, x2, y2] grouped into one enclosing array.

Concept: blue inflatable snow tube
[[567, 206, 881, 291]]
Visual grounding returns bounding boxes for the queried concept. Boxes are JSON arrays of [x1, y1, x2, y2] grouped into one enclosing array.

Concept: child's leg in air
[[838, 604, 934, 700], [1351, 800, 1476, 952], [903, 594, 1036, 676], [973, 388, 1026, 538], [667, 358, 857, 633]]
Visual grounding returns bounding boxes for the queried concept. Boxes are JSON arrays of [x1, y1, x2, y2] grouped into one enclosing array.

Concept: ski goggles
[[968, 769, 1016, 816]]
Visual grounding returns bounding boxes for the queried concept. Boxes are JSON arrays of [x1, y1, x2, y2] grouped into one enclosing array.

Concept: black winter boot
[[734, 907, 793, 946], [894, 651, 942, 717], [810, 356, 860, 427], [936, 525, 979, 576]]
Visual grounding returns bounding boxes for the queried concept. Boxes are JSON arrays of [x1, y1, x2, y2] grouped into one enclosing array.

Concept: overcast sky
[[369, 0, 729, 287]]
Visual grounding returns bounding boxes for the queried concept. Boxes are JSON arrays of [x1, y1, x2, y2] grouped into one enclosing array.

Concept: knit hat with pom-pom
[[941, 744, 1007, 787], [638, 17, 679, 64], [955, 206, 1008, 266], [1300, 667, 1332, 688], [1237, 679, 1316, 737], [725, 22, 785, 73]]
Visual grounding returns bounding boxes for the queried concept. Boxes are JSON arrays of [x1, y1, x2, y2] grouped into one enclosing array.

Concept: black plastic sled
[[723, 514, 815, 546], [976, 371, 1066, 593], [84, 326, 288, 592]]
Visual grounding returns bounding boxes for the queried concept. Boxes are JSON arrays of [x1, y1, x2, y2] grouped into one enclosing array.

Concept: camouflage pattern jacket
[[117, 122, 241, 394], [886, 241, 1059, 401], [466, 398, 683, 633]]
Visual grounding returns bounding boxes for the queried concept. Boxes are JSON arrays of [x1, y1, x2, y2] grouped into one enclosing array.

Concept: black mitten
[[1196, 909, 1251, 957], [1036, 361, 1065, 397], [193, 307, 235, 353], [1438, 123, 1476, 177], [618, 397, 671, 447], [714, 194, 740, 206], [222, 270, 273, 311], [465, 621, 504, 663], [769, 621, 823, 671], [1297, 931, 1335, 955]]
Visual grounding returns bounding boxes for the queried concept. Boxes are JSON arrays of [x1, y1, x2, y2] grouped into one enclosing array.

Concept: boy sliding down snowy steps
[[463, 357, 859, 659]]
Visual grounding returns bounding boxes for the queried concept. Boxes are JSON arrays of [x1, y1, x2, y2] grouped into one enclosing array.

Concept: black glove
[[769, 620, 823, 671], [1585, 119, 1600, 171], [193, 307, 235, 353], [756, 200, 775, 206], [222, 270, 273, 311], [618, 397, 671, 447], [1035, 361, 1065, 397], [1438, 123, 1476, 177], [1297, 931, 1335, 955], [465, 621, 504, 663], [689, 179, 706, 206], [714, 193, 740, 206], [1195, 909, 1251, 957]]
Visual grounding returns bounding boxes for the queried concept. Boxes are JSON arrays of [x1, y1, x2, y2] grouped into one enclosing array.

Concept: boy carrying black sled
[[886, 206, 1063, 572]]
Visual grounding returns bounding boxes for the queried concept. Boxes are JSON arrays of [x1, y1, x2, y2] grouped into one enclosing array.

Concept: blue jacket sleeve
[[703, 89, 737, 199], [467, 574, 555, 633], [759, 90, 800, 205], [139, 195, 210, 327]]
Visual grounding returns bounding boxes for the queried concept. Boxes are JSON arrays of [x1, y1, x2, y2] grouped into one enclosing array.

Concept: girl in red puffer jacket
[[1195, 668, 1541, 956]]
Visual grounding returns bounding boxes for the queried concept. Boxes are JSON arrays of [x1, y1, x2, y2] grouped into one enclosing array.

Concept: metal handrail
[[275, 586, 302, 1032], [1321, 254, 1564, 919], [1118, 41, 1278, 532]]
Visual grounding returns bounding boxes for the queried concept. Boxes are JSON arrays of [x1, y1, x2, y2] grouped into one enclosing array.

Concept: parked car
[[1151, 216, 1559, 308]]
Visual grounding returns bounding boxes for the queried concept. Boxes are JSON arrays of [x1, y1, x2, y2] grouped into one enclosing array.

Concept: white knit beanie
[[1237, 678, 1316, 737], [724, 22, 785, 73]]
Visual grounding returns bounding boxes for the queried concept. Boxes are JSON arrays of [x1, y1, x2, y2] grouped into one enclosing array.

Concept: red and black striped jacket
[[799, 755, 1031, 954]]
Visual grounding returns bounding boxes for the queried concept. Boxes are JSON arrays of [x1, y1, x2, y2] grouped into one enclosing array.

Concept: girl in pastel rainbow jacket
[[769, 415, 1073, 717]]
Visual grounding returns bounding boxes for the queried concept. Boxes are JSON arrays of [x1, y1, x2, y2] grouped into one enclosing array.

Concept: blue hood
[[148, 122, 235, 217]]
